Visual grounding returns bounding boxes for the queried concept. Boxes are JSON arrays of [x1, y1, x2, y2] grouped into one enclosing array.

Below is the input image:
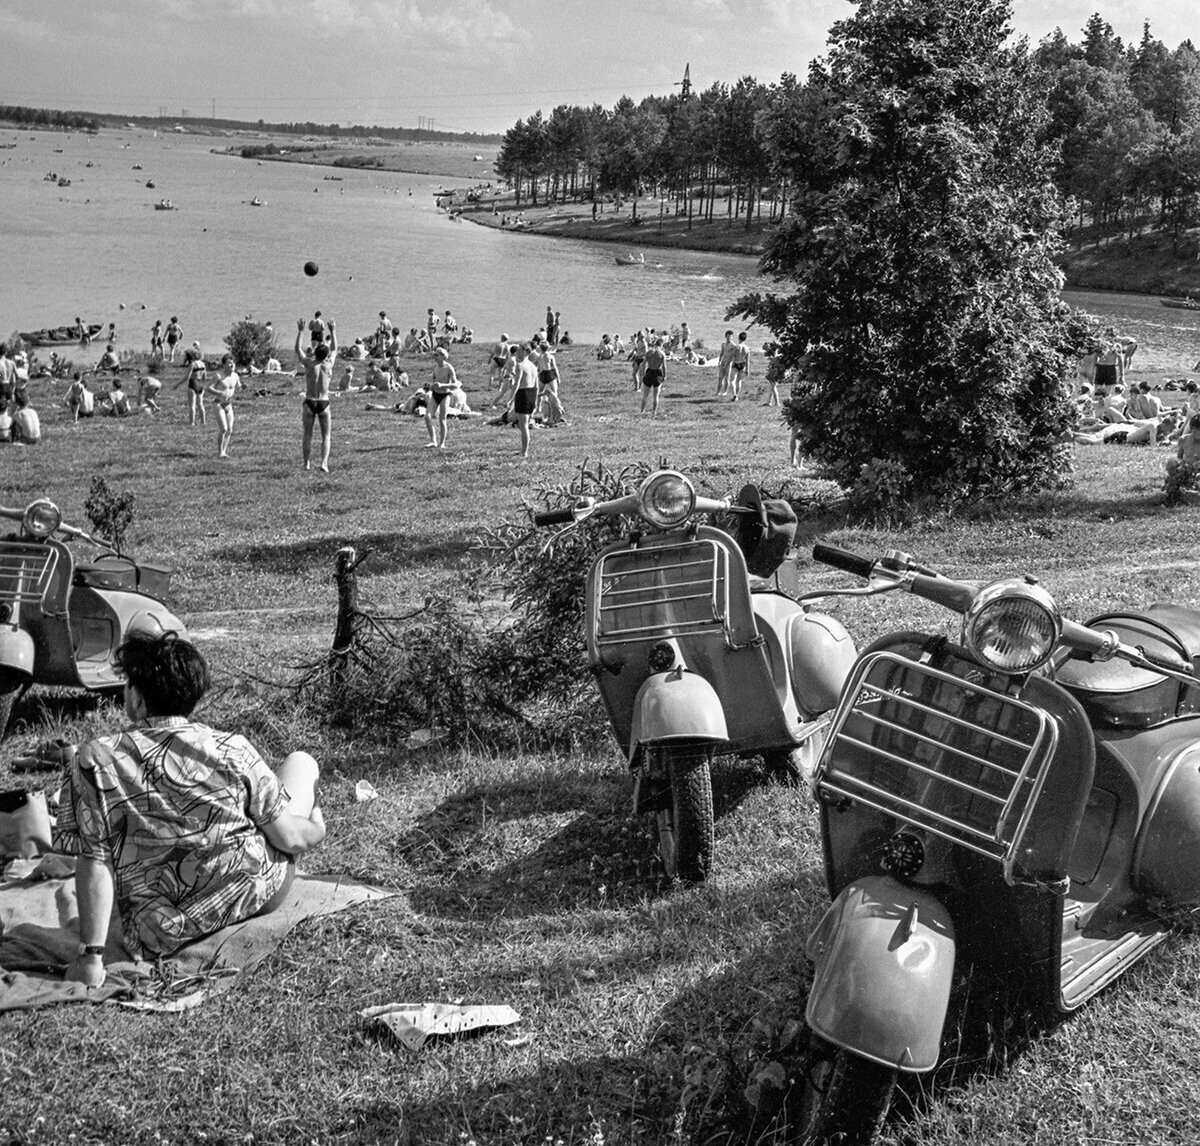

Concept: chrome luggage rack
[[818, 651, 1057, 881], [595, 538, 730, 647], [0, 544, 57, 606]]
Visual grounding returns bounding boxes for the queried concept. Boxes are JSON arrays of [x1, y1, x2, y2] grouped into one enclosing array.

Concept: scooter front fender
[[0, 626, 35, 675], [629, 668, 728, 751], [806, 874, 955, 1073]]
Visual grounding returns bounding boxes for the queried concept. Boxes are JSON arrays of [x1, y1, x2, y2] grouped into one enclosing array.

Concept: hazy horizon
[[2, 2, 1195, 136]]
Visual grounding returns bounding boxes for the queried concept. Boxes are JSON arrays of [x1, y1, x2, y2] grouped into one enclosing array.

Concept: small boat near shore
[[615, 253, 646, 265], [1161, 297, 1200, 311], [19, 323, 102, 347], [154, 199, 176, 211]]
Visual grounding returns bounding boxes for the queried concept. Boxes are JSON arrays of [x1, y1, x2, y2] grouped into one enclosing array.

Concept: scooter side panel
[[806, 874, 955, 1073]]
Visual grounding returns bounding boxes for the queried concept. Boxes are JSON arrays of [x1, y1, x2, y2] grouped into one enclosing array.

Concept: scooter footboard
[[806, 874, 955, 1072]]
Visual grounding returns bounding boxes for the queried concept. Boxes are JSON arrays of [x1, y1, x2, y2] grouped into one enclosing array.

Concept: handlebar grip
[[812, 543, 875, 579], [533, 508, 576, 527]]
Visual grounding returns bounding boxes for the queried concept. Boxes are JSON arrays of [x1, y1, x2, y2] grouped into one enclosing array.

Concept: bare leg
[[517, 412, 531, 457], [196, 393, 206, 425], [276, 750, 319, 817], [434, 400, 449, 447], [301, 403, 315, 468], [317, 408, 331, 471]]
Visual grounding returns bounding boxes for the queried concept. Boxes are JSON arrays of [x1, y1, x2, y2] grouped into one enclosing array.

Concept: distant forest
[[0, 104, 499, 145], [494, 14, 1200, 250]]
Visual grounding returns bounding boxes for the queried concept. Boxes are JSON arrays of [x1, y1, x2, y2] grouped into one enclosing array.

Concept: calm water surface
[[3, 128, 1198, 371]]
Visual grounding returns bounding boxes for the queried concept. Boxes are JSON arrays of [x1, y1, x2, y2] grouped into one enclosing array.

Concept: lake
[[2, 127, 1198, 372]]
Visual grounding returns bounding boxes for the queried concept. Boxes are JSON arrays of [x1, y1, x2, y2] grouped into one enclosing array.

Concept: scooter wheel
[[650, 743, 714, 883], [793, 1035, 897, 1146]]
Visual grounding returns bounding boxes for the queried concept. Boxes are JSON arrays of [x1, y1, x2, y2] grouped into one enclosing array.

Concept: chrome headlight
[[22, 499, 62, 539], [962, 580, 1062, 674], [639, 471, 696, 528]]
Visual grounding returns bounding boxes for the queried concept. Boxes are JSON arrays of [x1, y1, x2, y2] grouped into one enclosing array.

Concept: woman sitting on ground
[[54, 630, 326, 986]]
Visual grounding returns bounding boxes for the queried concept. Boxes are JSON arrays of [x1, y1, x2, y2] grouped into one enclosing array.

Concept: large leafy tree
[[734, 0, 1086, 511]]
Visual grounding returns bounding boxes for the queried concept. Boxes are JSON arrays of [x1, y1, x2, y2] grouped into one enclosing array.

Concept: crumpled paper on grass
[[360, 1002, 521, 1051]]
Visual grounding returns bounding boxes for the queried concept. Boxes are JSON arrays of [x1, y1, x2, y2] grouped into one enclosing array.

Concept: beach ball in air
[[304, 261, 319, 277]]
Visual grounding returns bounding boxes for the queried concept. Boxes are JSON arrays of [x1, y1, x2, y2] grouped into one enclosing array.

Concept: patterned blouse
[[54, 717, 290, 956]]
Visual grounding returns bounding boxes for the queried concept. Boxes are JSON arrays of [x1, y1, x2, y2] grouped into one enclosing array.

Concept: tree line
[[0, 105, 100, 132], [493, 14, 1200, 250]]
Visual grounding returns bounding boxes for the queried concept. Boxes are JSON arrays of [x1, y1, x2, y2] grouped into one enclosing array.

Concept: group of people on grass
[[0, 342, 41, 444]]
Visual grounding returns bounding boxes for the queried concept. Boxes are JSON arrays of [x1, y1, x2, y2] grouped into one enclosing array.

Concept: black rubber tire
[[0, 667, 29, 741], [795, 1039, 897, 1146], [652, 744, 714, 883]]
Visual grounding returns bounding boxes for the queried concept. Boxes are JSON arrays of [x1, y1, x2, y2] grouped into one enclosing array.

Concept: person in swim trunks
[[1091, 327, 1124, 390], [513, 343, 538, 458], [639, 339, 667, 415], [630, 329, 648, 390], [206, 354, 241, 458], [150, 320, 164, 358], [296, 317, 337, 471], [488, 334, 510, 388], [426, 347, 460, 449], [729, 332, 750, 401]]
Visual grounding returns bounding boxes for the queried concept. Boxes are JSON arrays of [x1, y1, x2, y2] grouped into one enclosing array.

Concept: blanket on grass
[[0, 855, 394, 1012]]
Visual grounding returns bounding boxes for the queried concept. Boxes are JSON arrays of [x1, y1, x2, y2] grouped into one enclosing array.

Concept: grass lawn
[[3, 343, 1200, 1145]]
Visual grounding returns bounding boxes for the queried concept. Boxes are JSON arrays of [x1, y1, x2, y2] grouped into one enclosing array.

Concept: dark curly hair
[[115, 629, 210, 717]]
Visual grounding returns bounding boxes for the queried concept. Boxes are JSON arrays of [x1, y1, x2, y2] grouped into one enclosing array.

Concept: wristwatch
[[78, 944, 106, 957]]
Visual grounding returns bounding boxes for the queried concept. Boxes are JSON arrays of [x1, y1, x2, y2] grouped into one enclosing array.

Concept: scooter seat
[[74, 558, 173, 603], [1056, 605, 1200, 729]]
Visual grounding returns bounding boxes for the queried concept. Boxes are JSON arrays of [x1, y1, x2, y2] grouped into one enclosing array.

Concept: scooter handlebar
[[532, 508, 577, 527], [812, 543, 876, 580]]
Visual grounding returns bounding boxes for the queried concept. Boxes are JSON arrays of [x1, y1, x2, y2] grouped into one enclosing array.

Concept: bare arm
[[64, 855, 114, 987], [260, 805, 326, 857], [294, 319, 304, 358]]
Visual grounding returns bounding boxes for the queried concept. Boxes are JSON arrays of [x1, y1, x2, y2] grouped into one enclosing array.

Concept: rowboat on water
[[1161, 297, 1200, 311], [154, 200, 176, 211], [615, 253, 645, 265], [19, 323, 103, 347]]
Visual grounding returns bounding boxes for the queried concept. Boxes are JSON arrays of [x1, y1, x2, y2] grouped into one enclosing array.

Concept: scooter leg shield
[[0, 627, 36, 675], [629, 668, 728, 751], [806, 874, 955, 1073]]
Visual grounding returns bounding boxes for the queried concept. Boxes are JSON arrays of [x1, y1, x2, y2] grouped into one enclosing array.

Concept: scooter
[[0, 498, 187, 737], [791, 542, 1200, 1145], [531, 470, 857, 882]]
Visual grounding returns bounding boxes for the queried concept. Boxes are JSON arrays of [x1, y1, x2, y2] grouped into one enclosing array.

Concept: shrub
[[224, 319, 275, 370], [83, 476, 136, 554]]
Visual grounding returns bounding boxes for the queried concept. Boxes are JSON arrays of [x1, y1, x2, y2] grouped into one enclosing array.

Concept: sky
[[1, 0, 1196, 136]]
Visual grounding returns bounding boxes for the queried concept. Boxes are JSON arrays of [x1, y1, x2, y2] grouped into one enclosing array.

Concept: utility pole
[[674, 63, 692, 99]]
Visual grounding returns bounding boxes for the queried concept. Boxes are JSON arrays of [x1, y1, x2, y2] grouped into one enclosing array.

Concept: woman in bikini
[[175, 345, 208, 426], [205, 354, 241, 458]]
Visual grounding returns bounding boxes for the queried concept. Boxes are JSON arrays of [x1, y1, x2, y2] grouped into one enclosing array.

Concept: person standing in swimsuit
[[150, 320, 164, 359], [639, 339, 667, 415], [729, 332, 750, 401], [513, 343, 538, 458], [206, 354, 241, 458], [1091, 327, 1124, 390], [296, 317, 337, 471], [716, 330, 736, 397], [175, 343, 208, 425], [630, 329, 648, 390], [534, 341, 566, 425], [164, 317, 182, 363], [488, 334, 510, 388], [426, 347, 460, 449]]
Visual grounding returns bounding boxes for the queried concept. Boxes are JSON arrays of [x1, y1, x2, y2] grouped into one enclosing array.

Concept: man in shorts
[[296, 316, 337, 471], [0, 344, 15, 407], [630, 329, 648, 390], [513, 343, 538, 458], [534, 341, 566, 425], [639, 339, 667, 415]]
